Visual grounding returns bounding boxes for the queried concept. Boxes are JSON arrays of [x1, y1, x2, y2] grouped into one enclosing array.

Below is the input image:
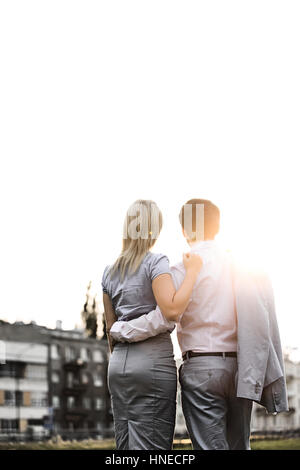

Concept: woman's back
[[102, 252, 171, 321]]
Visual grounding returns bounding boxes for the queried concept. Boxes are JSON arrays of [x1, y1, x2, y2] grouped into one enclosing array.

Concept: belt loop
[[186, 351, 190, 362], [222, 352, 226, 360]]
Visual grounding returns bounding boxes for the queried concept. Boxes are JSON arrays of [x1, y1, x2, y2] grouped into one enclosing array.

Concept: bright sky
[[0, 2, 299, 355]]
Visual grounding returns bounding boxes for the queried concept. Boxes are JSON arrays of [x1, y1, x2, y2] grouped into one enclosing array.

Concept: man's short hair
[[179, 199, 220, 241]]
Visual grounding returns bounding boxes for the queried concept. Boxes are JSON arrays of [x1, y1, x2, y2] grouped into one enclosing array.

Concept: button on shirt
[[173, 240, 237, 354]]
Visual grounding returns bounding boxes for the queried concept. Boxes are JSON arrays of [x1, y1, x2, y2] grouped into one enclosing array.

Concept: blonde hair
[[110, 200, 163, 279]]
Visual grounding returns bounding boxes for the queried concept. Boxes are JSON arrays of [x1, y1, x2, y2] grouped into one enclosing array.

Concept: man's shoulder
[[170, 261, 185, 276]]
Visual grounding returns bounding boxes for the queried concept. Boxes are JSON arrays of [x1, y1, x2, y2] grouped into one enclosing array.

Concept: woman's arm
[[152, 253, 202, 322], [103, 293, 118, 353]]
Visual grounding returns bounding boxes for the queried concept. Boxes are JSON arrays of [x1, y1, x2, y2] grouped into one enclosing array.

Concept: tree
[[81, 281, 98, 339]]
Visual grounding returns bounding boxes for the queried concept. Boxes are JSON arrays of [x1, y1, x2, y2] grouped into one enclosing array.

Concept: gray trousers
[[179, 356, 253, 450], [108, 332, 177, 450]]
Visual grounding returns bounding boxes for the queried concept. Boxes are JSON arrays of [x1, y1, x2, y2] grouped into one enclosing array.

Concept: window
[[93, 373, 103, 387], [26, 365, 47, 380], [1, 419, 19, 432], [83, 397, 91, 409], [80, 348, 89, 361], [290, 416, 295, 426], [51, 345, 60, 359], [93, 364, 103, 387], [96, 422, 103, 432], [52, 372, 60, 383], [65, 346, 76, 362], [4, 391, 15, 406], [0, 362, 24, 378], [31, 392, 48, 407], [16, 391, 23, 406], [81, 372, 89, 384], [67, 396, 75, 409], [53, 396, 60, 409], [67, 372, 74, 388], [28, 419, 43, 426], [4, 391, 22, 406], [93, 350, 103, 363], [53, 423, 60, 433], [95, 398, 103, 410], [67, 372, 80, 387], [0, 363, 16, 378]]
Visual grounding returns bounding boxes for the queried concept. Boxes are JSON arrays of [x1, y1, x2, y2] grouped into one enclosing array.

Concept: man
[[109, 199, 288, 450]]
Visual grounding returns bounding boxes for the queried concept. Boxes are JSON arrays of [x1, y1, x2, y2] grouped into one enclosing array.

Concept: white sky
[[0, 1, 300, 355]]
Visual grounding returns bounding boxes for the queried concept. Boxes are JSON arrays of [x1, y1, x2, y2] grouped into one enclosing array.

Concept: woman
[[102, 199, 202, 450]]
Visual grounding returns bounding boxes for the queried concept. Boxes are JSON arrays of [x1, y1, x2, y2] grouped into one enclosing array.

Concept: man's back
[[172, 240, 237, 354]]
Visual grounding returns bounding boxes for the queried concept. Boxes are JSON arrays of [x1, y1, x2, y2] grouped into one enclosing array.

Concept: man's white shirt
[[110, 240, 237, 354]]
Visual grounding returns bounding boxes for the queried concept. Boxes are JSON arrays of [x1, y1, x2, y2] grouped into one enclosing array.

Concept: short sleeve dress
[[101, 252, 171, 321], [103, 251, 177, 451]]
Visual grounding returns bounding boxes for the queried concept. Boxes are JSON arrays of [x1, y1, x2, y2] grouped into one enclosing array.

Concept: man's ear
[[182, 227, 190, 242]]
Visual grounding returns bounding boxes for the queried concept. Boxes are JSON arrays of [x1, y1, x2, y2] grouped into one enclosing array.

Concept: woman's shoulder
[[101, 265, 112, 292], [145, 252, 171, 281], [102, 264, 111, 278], [145, 252, 170, 265]]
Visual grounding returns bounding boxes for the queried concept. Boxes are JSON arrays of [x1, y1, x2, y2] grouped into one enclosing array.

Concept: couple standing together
[[102, 198, 288, 450]]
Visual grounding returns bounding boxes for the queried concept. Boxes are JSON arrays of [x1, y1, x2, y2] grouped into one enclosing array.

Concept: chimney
[[56, 320, 62, 330]]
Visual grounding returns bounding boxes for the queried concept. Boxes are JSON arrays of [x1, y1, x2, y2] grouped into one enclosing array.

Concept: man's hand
[[183, 252, 203, 275]]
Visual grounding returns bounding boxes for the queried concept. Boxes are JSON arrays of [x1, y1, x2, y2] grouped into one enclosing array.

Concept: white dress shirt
[[174, 240, 237, 354], [110, 240, 237, 354]]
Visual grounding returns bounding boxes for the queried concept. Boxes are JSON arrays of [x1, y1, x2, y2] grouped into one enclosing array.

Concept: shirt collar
[[190, 239, 217, 252]]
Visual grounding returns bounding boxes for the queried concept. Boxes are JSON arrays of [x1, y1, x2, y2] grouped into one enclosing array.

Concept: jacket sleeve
[[234, 264, 270, 402], [258, 274, 289, 412], [235, 263, 289, 412]]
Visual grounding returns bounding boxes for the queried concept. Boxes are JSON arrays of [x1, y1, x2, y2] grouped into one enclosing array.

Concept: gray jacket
[[233, 263, 288, 412], [110, 263, 288, 413]]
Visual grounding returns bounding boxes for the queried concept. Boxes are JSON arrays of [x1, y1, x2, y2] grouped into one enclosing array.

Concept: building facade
[[0, 320, 113, 440], [251, 356, 300, 433], [0, 339, 48, 438]]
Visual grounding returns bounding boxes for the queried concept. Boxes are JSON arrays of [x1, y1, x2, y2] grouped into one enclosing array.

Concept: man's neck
[[188, 238, 215, 248]]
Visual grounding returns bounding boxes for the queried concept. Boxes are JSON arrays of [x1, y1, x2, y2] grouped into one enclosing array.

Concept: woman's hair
[[110, 199, 163, 279]]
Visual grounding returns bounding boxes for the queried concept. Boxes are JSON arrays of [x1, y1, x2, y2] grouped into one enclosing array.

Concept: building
[[0, 336, 48, 438], [251, 356, 300, 433], [0, 320, 113, 440], [47, 323, 112, 439]]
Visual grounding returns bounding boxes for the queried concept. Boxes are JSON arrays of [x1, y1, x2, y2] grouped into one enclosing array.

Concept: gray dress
[[102, 252, 177, 450]]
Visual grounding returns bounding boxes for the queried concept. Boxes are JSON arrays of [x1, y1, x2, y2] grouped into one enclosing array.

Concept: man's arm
[[110, 265, 185, 343], [110, 306, 175, 343]]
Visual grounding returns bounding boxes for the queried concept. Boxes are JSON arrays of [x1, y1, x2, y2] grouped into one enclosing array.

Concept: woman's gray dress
[[102, 252, 177, 450]]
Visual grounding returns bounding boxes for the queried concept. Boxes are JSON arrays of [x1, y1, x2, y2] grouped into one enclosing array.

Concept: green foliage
[[251, 438, 300, 450], [1, 438, 300, 450], [0, 439, 116, 450]]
